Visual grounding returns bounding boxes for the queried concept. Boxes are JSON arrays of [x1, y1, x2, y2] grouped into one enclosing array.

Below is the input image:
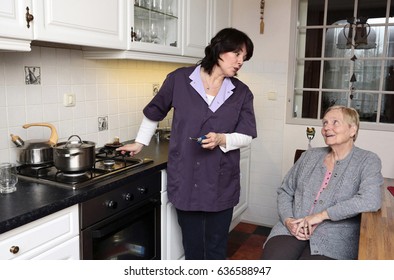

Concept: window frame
[[286, 0, 394, 132]]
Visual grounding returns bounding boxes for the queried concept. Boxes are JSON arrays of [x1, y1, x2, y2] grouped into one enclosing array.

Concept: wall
[[0, 47, 185, 163], [233, 0, 394, 227]]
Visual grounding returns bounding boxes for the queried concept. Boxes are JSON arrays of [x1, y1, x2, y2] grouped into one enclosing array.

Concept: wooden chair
[[294, 149, 306, 164]]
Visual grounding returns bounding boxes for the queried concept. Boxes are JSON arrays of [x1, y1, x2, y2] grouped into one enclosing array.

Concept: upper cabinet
[[0, 0, 126, 51], [182, 0, 232, 58], [33, 0, 127, 50], [0, 0, 232, 63], [0, 0, 33, 51], [128, 0, 181, 55], [182, 0, 209, 58], [211, 0, 232, 36]]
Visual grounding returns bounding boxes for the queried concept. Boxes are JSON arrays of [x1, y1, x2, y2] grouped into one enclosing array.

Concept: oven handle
[[91, 198, 160, 239]]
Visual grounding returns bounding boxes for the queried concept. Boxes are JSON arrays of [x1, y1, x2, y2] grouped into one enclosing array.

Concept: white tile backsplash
[[0, 46, 186, 163]]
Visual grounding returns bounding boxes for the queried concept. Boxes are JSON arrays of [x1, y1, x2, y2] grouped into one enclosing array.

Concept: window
[[288, 0, 394, 131]]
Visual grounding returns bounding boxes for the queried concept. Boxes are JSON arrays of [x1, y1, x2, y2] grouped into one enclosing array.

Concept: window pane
[[321, 91, 348, 117], [298, 0, 325, 26], [353, 60, 382, 91], [323, 60, 351, 89], [381, 93, 394, 123], [350, 92, 379, 122], [390, 0, 394, 17], [305, 29, 323, 57], [327, 0, 354, 25], [383, 61, 394, 91], [297, 60, 321, 88], [302, 90, 319, 118], [358, 0, 388, 19]]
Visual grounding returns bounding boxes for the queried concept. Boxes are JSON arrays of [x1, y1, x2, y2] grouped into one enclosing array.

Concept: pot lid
[[55, 135, 95, 149]]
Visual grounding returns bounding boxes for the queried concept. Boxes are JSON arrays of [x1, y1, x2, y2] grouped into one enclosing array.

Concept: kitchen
[[1, 0, 394, 262]]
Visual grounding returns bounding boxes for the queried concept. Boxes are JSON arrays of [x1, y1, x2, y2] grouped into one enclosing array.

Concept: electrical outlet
[[153, 83, 160, 95], [98, 116, 108, 131]]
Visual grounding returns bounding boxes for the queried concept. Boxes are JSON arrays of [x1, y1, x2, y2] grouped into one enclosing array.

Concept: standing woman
[[117, 28, 257, 260]]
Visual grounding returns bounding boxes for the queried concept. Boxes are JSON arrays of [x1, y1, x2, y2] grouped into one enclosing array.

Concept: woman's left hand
[[200, 132, 225, 150], [294, 211, 330, 240]]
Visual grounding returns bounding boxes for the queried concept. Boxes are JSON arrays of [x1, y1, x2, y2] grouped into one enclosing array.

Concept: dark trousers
[[176, 208, 233, 260], [261, 235, 334, 260]]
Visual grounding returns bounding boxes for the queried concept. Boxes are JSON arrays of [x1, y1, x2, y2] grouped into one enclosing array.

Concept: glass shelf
[[133, 0, 178, 47]]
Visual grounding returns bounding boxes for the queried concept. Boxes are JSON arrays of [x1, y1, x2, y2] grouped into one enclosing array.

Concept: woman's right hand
[[284, 217, 299, 236], [285, 218, 311, 240], [116, 142, 144, 157]]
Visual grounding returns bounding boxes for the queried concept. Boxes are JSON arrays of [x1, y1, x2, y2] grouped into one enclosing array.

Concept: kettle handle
[[23, 123, 58, 146]]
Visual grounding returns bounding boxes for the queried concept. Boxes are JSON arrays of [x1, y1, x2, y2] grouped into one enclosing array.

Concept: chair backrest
[[294, 149, 306, 164]]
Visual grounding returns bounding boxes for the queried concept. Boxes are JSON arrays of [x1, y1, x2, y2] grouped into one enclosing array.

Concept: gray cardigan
[[265, 146, 383, 260]]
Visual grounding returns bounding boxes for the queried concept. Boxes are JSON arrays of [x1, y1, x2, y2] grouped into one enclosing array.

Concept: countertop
[[0, 139, 169, 235], [358, 178, 394, 259]]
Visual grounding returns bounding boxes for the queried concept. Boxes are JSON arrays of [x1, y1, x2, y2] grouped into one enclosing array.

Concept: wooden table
[[358, 178, 394, 259]]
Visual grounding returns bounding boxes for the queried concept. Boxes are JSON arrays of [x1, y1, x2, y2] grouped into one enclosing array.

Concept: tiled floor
[[227, 222, 272, 260]]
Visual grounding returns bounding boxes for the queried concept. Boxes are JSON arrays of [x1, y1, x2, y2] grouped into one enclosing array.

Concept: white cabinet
[[0, 0, 127, 51], [0, 0, 33, 51], [127, 0, 182, 55], [0, 205, 79, 260], [182, 0, 232, 58], [210, 0, 232, 36], [160, 169, 184, 260], [33, 0, 127, 50], [230, 145, 251, 230], [182, 0, 210, 58]]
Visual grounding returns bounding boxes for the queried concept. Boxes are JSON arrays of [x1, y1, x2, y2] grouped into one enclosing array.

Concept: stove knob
[[137, 186, 147, 194], [106, 200, 118, 209], [123, 193, 134, 201]]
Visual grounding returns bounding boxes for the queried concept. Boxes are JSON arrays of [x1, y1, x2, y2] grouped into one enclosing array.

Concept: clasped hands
[[284, 211, 329, 240]]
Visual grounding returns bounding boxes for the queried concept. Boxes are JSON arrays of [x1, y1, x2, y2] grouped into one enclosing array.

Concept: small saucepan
[[53, 135, 96, 173]]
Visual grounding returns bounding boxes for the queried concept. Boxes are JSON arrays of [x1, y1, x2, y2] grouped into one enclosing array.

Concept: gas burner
[[55, 170, 92, 183], [58, 171, 90, 177], [103, 159, 115, 170], [17, 164, 52, 178]]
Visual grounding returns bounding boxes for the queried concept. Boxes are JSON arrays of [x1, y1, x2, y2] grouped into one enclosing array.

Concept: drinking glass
[[0, 163, 18, 194]]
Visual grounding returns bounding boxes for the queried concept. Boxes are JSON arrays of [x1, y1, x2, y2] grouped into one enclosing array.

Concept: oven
[[79, 171, 161, 260]]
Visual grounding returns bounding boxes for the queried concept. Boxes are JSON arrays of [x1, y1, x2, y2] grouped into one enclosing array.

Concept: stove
[[16, 148, 154, 189]]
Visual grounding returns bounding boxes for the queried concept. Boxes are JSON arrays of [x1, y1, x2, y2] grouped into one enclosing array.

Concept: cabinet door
[[161, 187, 184, 260], [210, 0, 232, 36], [232, 146, 250, 227], [165, 200, 184, 260], [128, 0, 182, 55], [30, 236, 80, 260], [182, 0, 210, 58], [32, 0, 127, 49], [0, 205, 79, 260], [0, 0, 33, 51]]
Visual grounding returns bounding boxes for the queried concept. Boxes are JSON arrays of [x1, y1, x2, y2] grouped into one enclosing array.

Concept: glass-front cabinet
[[128, 0, 181, 55]]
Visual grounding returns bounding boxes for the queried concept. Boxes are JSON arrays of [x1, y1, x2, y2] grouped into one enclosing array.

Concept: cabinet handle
[[9, 246, 20, 254], [131, 27, 136, 42], [25, 7, 34, 28]]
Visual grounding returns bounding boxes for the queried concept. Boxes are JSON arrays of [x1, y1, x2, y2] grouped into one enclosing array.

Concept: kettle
[[10, 123, 59, 166]]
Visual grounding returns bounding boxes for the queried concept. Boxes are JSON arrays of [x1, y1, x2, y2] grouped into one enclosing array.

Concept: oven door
[[80, 195, 161, 260]]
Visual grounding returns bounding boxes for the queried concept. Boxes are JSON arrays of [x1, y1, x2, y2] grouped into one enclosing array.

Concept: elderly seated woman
[[261, 105, 384, 260]]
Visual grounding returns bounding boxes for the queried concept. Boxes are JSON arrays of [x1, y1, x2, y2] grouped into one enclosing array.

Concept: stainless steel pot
[[53, 135, 96, 173], [11, 123, 58, 166]]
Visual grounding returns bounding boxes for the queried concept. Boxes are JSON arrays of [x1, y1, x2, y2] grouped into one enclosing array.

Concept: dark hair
[[198, 28, 254, 74]]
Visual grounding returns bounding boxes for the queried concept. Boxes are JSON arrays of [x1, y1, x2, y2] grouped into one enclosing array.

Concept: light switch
[[63, 93, 76, 107]]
